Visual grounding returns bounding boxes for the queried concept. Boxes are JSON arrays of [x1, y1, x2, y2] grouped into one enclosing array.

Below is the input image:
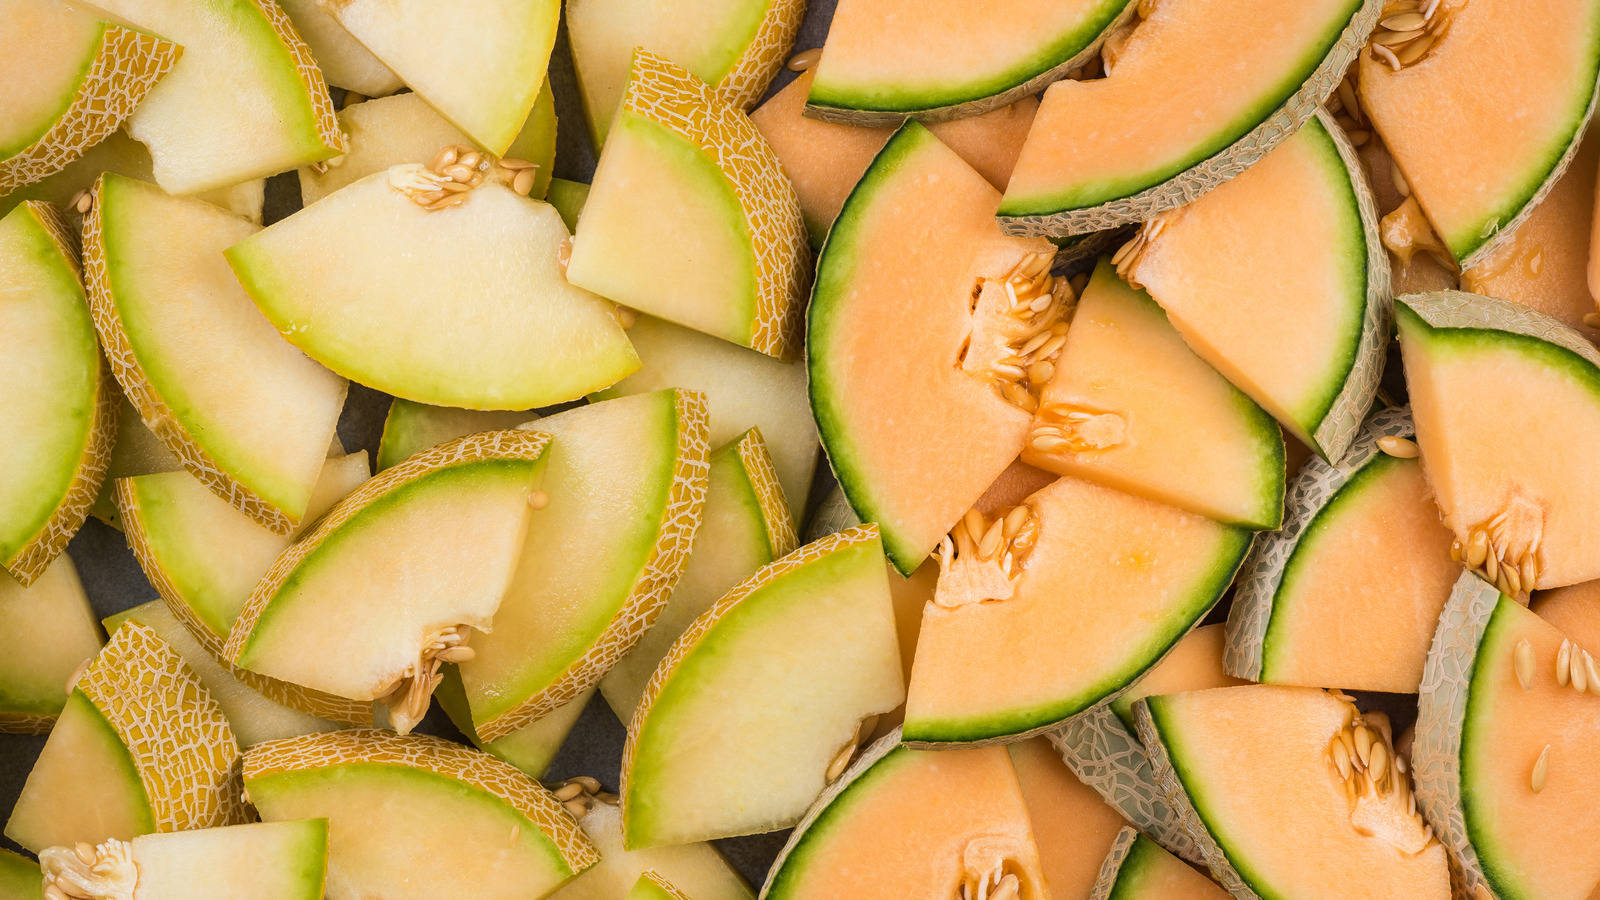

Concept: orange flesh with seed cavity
[[1006, 737, 1126, 898]]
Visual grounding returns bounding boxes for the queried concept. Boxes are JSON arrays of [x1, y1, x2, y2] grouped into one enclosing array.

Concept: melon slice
[[0, 0, 177, 194], [1357, 0, 1600, 267], [377, 400, 534, 471], [1225, 405, 1459, 692], [0, 201, 114, 583], [88, 391, 182, 529], [764, 731, 1048, 899], [997, 0, 1376, 235], [244, 729, 598, 897], [809, 121, 1061, 573], [565, 50, 809, 358], [1022, 259, 1285, 530], [225, 430, 551, 733], [1089, 828, 1229, 900], [5, 623, 242, 853], [1118, 112, 1388, 460], [1007, 737, 1129, 900], [1137, 684, 1451, 899], [0, 849, 38, 897], [629, 873, 688, 900], [600, 429, 797, 719], [458, 391, 710, 742], [806, 0, 1129, 123], [39, 819, 328, 900], [89, 0, 345, 193], [278, 0, 400, 96], [1532, 580, 1600, 648], [622, 526, 903, 848], [0, 557, 102, 734], [551, 796, 752, 900], [547, 178, 590, 231], [84, 173, 347, 535], [435, 673, 591, 779], [1396, 291, 1600, 593], [592, 314, 817, 510], [227, 166, 636, 411]]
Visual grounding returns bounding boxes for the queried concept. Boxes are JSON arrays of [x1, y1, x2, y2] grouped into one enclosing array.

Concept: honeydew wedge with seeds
[[377, 399, 534, 472], [997, 0, 1377, 236], [435, 672, 591, 779], [1007, 737, 1130, 899], [0, 849, 38, 898], [39, 819, 328, 900], [0, 557, 102, 734], [1088, 828, 1229, 900], [277, 0, 400, 96], [244, 729, 598, 898], [227, 163, 636, 411], [550, 792, 752, 900], [566, 50, 809, 359], [6, 623, 242, 853]]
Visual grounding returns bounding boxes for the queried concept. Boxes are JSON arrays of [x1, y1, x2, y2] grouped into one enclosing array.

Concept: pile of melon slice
[[6, 0, 1600, 896]]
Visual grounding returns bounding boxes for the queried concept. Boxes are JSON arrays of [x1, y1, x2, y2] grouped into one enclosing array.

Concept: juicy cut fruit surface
[[551, 800, 753, 900], [0, 557, 102, 734], [277, 0, 400, 96], [377, 400, 533, 471], [1007, 737, 1129, 900], [39, 819, 330, 900], [1090, 828, 1229, 899]]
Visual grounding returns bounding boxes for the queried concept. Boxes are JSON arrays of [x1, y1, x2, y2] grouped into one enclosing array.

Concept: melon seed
[[1558, 639, 1573, 687], [1376, 435, 1419, 458], [1513, 639, 1534, 690], [1531, 744, 1551, 793]]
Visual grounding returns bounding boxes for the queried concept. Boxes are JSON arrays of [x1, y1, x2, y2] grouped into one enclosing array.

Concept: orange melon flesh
[[1095, 829, 1229, 899], [1007, 737, 1128, 899], [1109, 624, 1245, 727], [1532, 580, 1600, 648]]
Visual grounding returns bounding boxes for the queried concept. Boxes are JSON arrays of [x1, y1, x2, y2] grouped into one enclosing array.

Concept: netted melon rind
[[1398, 290, 1600, 370], [1087, 826, 1143, 900], [248, 0, 346, 160], [733, 427, 799, 558], [714, 0, 807, 111], [802, 484, 860, 542], [637, 870, 694, 900]]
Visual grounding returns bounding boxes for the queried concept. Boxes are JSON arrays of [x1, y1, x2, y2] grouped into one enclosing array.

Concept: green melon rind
[[995, 0, 1381, 238], [1087, 826, 1144, 900], [1222, 404, 1414, 682], [1397, 290, 1600, 370]]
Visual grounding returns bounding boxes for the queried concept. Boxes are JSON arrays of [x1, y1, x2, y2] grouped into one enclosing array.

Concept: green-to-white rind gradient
[[1398, 290, 1600, 368]]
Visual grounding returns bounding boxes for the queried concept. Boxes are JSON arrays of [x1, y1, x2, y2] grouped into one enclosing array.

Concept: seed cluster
[[1028, 404, 1128, 457], [959, 251, 1075, 414], [547, 775, 616, 820], [39, 839, 137, 900], [933, 504, 1041, 608], [381, 624, 475, 735], [1448, 498, 1545, 598], [387, 144, 542, 212], [1368, 0, 1448, 70], [958, 838, 1026, 900], [1109, 212, 1168, 289], [1554, 638, 1600, 694], [1325, 704, 1432, 843]]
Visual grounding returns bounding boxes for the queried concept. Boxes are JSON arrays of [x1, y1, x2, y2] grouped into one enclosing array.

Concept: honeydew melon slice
[[459, 391, 710, 742], [565, 50, 809, 358], [551, 799, 752, 900], [1022, 259, 1285, 530], [278, 0, 400, 96], [0, 557, 102, 734], [1137, 684, 1451, 900], [244, 729, 598, 897], [621, 526, 903, 848], [90, 0, 345, 194], [6, 623, 242, 853], [0, 201, 114, 583], [1119, 112, 1388, 460], [1532, 580, 1600, 648], [1007, 737, 1129, 899], [0, 849, 38, 898], [1396, 291, 1600, 593], [0, 0, 177, 194], [630, 873, 688, 900], [227, 166, 636, 410], [1089, 828, 1229, 900], [547, 178, 590, 231], [806, 0, 1130, 124], [84, 173, 346, 535], [40, 819, 328, 900], [434, 672, 591, 779], [1358, 0, 1600, 267], [87, 392, 181, 530], [377, 400, 533, 471], [809, 121, 1059, 573]]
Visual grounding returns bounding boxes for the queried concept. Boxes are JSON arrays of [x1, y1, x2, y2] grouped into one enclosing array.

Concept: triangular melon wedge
[[1008, 737, 1129, 900], [629, 873, 689, 900], [226, 165, 636, 411], [997, 0, 1377, 236], [6, 623, 242, 853], [39, 819, 328, 900], [565, 50, 809, 359], [435, 673, 591, 779], [0, 849, 38, 897], [225, 430, 552, 733], [84, 173, 347, 535], [621, 526, 904, 849], [0, 0, 177, 194], [0, 557, 102, 734], [0, 201, 115, 583], [377, 399, 534, 471], [322, 0, 557, 156], [1089, 828, 1229, 900], [1118, 112, 1389, 460], [89, 0, 345, 193], [1396, 291, 1600, 593], [1137, 684, 1451, 899], [243, 729, 598, 897], [459, 390, 711, 742], [551, 796, 752, 900], [1022, 259, 1285, 530], [277, 0, 400, 96]]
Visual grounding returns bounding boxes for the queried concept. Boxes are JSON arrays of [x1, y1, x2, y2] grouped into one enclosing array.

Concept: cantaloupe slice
[[89, 0, 345, 193], [807, 0, 1128, 123], [1089, 828, 1229, 900], [1118, 112, 1388, 460], [547, 178, 590, 231], [0, 0, 177, 194], [1532, 579, 1600, 647], [565, 50, 809, 358], [225, 430, 551, 733], [622, 526, 903, 848], [551, 795, 752, 900], [997, 0, 1376, 235], [0, 849, 38, 897], [1138, 684, 1451, 899], [0, 201, 114, 583], [809, 121, 1061, 573], [39, 819, 328, 900], [1022, 259, 1285, 530], [84, 173, 346, 535], [1007, 737, 1129, 900], [459, 391, 710, 742], [0, 557, 102, 734], [377, 400, 533, 471], [435, 673, 591, 778], [1225, 406, 1459, 692], [1414, 574, 1600, 900], [278, 0, 400, 96], [1357, 0, 1600, 267], [6, 623, 242, 853], [244, 729, 598, 898], [1396, 291, 1600, 593], [227, 165, 636, 411]]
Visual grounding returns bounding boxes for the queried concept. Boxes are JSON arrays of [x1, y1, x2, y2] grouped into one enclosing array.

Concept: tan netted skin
[[733, 427, 799, 557], [713, 0, 807, 110]]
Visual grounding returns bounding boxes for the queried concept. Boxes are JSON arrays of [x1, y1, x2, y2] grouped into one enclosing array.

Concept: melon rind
[[714, 0, 807, 111], [1087, 826, 1144, 900], [1398, 290, 1600, 368], [633, 871, 693, 900]]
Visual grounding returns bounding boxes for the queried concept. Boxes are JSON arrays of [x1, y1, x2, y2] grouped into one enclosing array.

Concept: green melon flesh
[[377, 400, 534, 472], [546, 178, 590, 232], [89, 392, 181, 529], [109, 819, 329, 900], [277, 0, 401, 96], [0, 558, 102, 731], [1092, 829, 1228, 900], [435, 672, 591, 779], [553, 802, 753, 900], [227, 169, 636, 411], [0, 848, 38, 898], [623, 528, 904, 849], [627, 873, 686, 900], [0, 0, 120, 158]]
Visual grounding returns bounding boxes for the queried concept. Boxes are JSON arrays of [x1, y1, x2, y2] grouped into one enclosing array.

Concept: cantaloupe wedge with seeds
[[1532, 580, 1600, 648], [244, 729, 598, 898], [1089, 828, 1229, 900], [0, 201, 114, 583], [998, 0, 1376, 235], [552, 798, 752, 900], [6, 623, 242, 853], [40, 819, 329, 900], [0, 849, 38, 897], [0, 557, 102, 734], [1008, 737, 1129, 900], [435, 673, 591, 779], [377, 400, 534, 472], [277, 0, 400, 96], [566, 51, 809, 358]]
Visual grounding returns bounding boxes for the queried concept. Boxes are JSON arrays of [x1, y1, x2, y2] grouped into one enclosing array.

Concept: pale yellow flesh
[[5, 694, 148, 852], [552, 803, 752, 900], [0, 558, 101, 721], [129, 820, 326, 900], [0, 0, 104, 154], [277, 0, 401, 96]]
